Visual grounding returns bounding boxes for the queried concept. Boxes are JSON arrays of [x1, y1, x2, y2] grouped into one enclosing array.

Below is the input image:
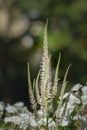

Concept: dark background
[[0, 0, 87, 107]]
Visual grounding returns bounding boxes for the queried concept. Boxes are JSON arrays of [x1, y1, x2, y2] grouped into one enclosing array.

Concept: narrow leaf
[[56, 64, 71, 118], [27, 63, 36, 109], [35, 70, 41, 104]]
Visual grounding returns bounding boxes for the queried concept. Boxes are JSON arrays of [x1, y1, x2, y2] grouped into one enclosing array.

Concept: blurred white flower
[[81, 95, 87, 105], [73, 114, 81, 120], [6, 104, 17, 114], [81, 86, 87, 96], [13, 102, 29, 114], [71, 84, 82, 91], [61, 118, 69, 126], [4, 113, 30, 130], [19, 113, 30, 130], [29, 115, 37, 127], [68, 94, 80, 105], [37, 109, 44, 119], [14, 102, 24, 108], [62, 94, 81, 117], [73, 114, 87, 121], [66, 104, 75, 116], [4, 115, 21, 125], [37, 117, 55, 129], [48, 120, 55, 129]]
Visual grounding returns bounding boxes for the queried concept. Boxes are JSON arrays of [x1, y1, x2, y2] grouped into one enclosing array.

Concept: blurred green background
[[0, 0, 87, 106]]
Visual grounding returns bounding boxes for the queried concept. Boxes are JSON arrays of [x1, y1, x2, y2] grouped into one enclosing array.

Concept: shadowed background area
[[0, 0, 87, 107]]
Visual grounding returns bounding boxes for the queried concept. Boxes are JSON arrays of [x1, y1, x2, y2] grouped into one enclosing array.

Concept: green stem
[[46, 112, 49, 130]]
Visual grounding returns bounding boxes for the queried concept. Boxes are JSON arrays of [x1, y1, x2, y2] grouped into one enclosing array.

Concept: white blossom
[[14, 102, 29, 114], [37, 109, 44, 119], [71, 84, 82, 91], [29, 116, 37, 127], [14, 102, 24, 108], [4, 113, 30, 130], [49, 120, 56, 129], [66, 104, 75, 116], [73, 114, 87, 121], [4, 115, 21, 124], [81, 86, 87, 96], [61, 118, 69, 126], [81, 95, 87, 105], [5, 104, 17, 114], [19, 113, 30, 130], [68, 94, 80, 105]]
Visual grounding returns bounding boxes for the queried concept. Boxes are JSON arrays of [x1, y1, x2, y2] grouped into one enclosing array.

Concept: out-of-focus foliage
[[18, 0, 87, 60], [0, 0, 87, 104], [16, 0, 87, 82]]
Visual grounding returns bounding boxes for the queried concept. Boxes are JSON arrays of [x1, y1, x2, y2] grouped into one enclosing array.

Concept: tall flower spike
[[43, 18, 48, 60], [40, 19, 52, 108], [41, 19, 49, 72], [41, 56, 51, 109], [53, 53, 61, 97], [40, 20, 49, 98]]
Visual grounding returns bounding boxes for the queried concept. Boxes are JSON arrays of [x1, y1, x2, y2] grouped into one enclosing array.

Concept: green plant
[[28, 20, 71, 130], [0, 20, 87, 130]]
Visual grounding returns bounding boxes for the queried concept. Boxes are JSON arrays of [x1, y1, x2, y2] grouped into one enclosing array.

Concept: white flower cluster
[[4, 102, 30, 130], [0, 84, 87, 130], [29, 108, 56, 130], [0, 101, 55, 130], [4, 113, 30, 130], [5, 102, 29, 114], [60, 84, 87, 127]]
